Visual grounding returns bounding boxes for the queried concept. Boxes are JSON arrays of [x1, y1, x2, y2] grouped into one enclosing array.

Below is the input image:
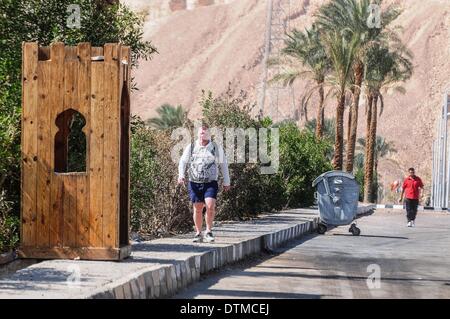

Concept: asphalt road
[[174, 209, 450, 299]]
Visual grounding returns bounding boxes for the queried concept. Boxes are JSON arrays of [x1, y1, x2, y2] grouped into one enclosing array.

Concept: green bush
[[0, 0, 156, 251], [130, 116, 192, 237], [305, 117, 336, 161], [277, 123, 333, 208], [128, 90, 333, 235], [0, 57, 22, 213], [201, 88, 332, 219], [201, 89, 277, 220], [354, 167, 365, 201], [0, 191, 19, 253]]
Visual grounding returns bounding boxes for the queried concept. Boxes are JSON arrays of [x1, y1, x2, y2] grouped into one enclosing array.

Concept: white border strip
[[375, 204, 447, 211]]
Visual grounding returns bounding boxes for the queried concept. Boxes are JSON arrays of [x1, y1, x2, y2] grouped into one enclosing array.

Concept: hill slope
[[124, 0, 450, 197]]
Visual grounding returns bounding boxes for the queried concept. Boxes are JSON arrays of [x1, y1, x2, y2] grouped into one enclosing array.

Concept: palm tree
[[363, 45, 413, 202], [306, 118, 336, 162], [355, 136, 396, 202], [357, 136, 397, 174], [353, 152, 365, 171], [270, 24, 331, 138], [315, 0, 402, 173], [147, 103, 186, 129], [305, 117, 336, 142], [317, 28, 361, 170]]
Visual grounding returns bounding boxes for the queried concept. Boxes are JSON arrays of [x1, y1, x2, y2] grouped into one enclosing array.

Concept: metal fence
[[431, 92, 450, 208]]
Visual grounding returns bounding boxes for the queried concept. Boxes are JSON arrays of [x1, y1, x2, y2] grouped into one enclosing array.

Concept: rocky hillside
[[123, 0, 450, 196]]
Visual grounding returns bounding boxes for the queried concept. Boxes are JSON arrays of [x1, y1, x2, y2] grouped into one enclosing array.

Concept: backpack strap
[[212, 141, 222, 163], [211, 141, 216, 156], [190, 142, 194, 161]]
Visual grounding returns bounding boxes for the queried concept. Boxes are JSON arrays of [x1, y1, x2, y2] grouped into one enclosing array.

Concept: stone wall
[[121, 0, 236, 23], [197, 0, 215, 7], [170, 0, 187, 11]]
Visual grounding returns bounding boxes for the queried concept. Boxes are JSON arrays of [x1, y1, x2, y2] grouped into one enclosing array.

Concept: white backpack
[[188, 141, 219, 183]]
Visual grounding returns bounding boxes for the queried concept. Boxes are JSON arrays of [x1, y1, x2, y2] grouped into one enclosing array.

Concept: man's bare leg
[[205, 197, 216, 234], [193, 202, 205, 234]]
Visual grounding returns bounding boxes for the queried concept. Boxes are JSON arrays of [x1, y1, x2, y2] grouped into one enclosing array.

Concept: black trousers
[[405, 198, 419, 222]]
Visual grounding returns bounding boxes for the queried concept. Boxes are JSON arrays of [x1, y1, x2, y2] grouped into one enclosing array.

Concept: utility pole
[[258, 0, 295, 123], [258, 0, 274, 119]]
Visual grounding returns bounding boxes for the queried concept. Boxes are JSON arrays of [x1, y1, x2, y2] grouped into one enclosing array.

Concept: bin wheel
[[350, 226, 361, 236], [317, 223, 327, 235]]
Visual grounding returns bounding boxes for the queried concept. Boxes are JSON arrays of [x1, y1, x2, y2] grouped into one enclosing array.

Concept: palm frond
[[147, 103, 186, 129]]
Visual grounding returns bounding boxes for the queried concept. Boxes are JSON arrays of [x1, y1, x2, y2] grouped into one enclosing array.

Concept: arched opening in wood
[[54, 109, 87, 173]]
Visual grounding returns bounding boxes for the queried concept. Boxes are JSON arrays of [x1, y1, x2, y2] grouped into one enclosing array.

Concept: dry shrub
[[201, 88, 285, 220], [130, 116, 192, 237], [0, 191, 19, 252]]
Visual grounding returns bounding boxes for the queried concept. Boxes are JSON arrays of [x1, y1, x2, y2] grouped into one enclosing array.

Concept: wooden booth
[[19, 42, 131, 260]]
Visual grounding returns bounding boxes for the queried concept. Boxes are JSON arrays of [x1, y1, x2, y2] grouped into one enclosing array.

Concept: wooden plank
[[124, 47, 131, 246], [17, 246, 129, 261], [65, 46, 78, 60], [62, 175, 70, 246], [120, 46, 131, 84], [77, 43, 91, 248], [102, 44, 120, 248], [62, 175, 77, 247], [76, 176, 89, 247], [91, 47, 103, 58], [21, 42, 39, 247], [49, 43, 65, 246], [64, 60, 78, 111], [77, 43, 91, 118], [36, 59, 52, 247], [120, 46, 131, 246], [89, 61, 104, 247], [50, 175, 64, 247]]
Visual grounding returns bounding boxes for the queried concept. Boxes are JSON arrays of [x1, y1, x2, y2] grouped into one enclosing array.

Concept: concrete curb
[[86, 218, 320, 299], [375, 204, 447, 211], [88, 204, 373, 299], [0, 204, 374, 299]]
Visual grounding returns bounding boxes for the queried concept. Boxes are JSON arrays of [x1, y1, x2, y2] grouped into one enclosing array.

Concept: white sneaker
[[204, 232, 215, 243], [411, 221, 415, 227], [193, 233, 203, 243], [407, 221, 412, 227]]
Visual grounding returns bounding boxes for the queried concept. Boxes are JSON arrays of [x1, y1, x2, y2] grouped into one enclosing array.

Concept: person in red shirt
[[399, 168, 424, 227]]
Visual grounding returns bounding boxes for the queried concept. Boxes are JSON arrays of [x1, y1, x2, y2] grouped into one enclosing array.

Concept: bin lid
[[312, 170, 356, 188]]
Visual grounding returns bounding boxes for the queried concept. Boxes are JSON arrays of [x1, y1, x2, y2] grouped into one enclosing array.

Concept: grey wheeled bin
[[312, 171, 361, 236]]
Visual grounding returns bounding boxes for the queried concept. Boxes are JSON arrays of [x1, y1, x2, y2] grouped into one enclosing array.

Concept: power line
[[258, 0, 296, 123]]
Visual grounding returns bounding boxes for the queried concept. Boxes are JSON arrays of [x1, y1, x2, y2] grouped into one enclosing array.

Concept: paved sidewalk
[[175, 209, 450, 299], [0, 204, 374, 299]]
